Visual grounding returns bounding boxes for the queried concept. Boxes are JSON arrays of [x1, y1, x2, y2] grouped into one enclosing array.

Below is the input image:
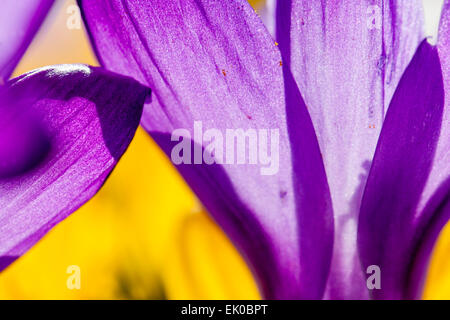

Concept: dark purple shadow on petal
[[275, 0, 292, 65], [0, 256, 17, 272], [407, 177, 450, 299], [151, 133, 291, 299], [358, 40, 445, 299], [151, 75, 334, 300], [0, 104, 51, 178], [276, 2, 334, 298], [283, 68, 334, 299]]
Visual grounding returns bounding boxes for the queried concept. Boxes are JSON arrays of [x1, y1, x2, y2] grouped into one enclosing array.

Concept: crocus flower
[[1, 0, 449, 301], [77, 0, 449, 300]]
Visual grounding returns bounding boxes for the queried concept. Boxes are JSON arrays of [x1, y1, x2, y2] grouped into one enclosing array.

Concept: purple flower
[[1, 0, 449, 300], [0, 2, 149, 271]]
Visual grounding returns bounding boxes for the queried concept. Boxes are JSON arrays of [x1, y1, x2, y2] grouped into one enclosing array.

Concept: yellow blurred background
[[0, 0, 448, 300]]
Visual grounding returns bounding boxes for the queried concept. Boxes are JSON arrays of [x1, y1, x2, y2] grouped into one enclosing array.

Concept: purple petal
[[276, 0, 425, 298], [79, 0, 333, 299], [405, 1, 450, 299], [358, 40, 444, 299], [0, 64, 148, 271], [0, 0, 54, 82]]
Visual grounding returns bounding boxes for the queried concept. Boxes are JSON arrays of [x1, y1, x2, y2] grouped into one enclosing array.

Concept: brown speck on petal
[[279, 61, 283, 66], [222, 69, 227, 76]]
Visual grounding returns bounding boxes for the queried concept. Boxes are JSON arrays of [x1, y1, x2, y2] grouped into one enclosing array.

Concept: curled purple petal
[[0, 64, 149, 271], [79, 0, 333, 299], [0, 0, 54, 82], [358, 40, 445, 299]]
